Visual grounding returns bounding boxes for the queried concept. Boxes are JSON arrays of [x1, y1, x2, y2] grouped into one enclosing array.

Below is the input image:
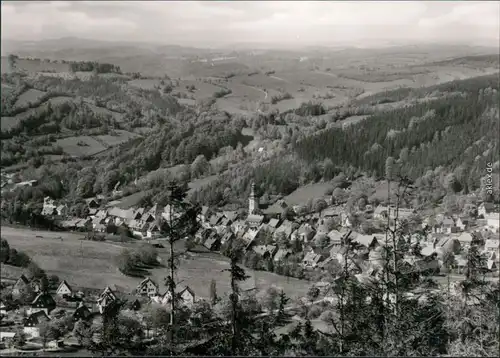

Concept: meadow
[[1, 226, 312, 300], [55, 136, 108, 157], [13, 88, 47, 108], [283, 182, 335, 206], [94, 129, 141, 147]]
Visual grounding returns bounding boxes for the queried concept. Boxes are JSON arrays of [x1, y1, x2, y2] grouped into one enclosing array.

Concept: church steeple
[[249, 181, 259, 214]]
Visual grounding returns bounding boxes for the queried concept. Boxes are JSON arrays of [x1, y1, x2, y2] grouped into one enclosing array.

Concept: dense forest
[[295, 75, 499, 196]]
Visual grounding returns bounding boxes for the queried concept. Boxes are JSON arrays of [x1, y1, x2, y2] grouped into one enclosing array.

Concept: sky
[[1, 1, 499, 48]]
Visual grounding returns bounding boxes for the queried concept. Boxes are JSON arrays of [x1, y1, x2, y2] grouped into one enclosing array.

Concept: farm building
[[56, 280, 73, 297], [136, 278, 159, 297], [24, 310, 51, 338]]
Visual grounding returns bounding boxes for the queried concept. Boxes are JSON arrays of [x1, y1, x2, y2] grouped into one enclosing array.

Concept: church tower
[[248, 182, 259, 214]]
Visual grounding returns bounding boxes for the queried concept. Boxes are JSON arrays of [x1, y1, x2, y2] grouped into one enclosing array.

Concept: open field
[[94, 129, 141, 147], [1, 226, 312, 300], [55, 136, 108, 157], [176, 79, 223, 99], [111, 190, 151, 209], [283, 182, 334, 206], [127, 78, 162, 90], [1, 116, 22, 131], [187, 174, 220, 195], [0, 57, 71, 74], [13, 88, 47, 108]]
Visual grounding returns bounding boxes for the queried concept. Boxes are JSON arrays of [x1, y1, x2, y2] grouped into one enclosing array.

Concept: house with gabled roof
[[242, 227, 262, 249], [209, 213, 224, 227], [354, 235, 381, 250], [12, 274, 30, 296], [56, 280, 73, 297], [268, 218, 281, 229], [302, 250, 325, 268], [246, 214, 264, 228], [204, 232, 221, 251], [85, 198, 100, 209], [221, 231, 236, 245], [223, 211, 239, 222], [97, 286, 118, 314], [484, 239, 499, 253], [73, 302, 92, 321], [435, 237, 461, 255], [179, 286, 196, 307], [478, 202, 498, 217], [485, 213, 499, 231], [327, 230, 344, 246], [457, 232, 475, 246], [252, 245, 277, 259], [291, 223, 315, 242], [273, 220, 295, 240], [273, 248, 292, 263], [24, 310, 51, 338], [456, 217, 471, 231], [146, 222, 161, 238], [136, 278, 159, 297], [29, 292, 56, 315]]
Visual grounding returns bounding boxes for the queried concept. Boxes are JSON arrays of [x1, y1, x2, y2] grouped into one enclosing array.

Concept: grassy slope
[[2, 226, 311, 300]]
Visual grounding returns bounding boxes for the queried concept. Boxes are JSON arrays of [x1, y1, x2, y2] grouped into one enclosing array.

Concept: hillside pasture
[[176, 79, 223, 99], [84, 102, 125, 122], [113, 190, 151, 209], [283, 182, 335, 206], [216, 97, 255, 115], [1, 226, 137, 290], [94, 130, 141, 147], [9, 58, 71, 73], [187, 174, 219, 195], [13, 88, 47, 108], [0, 57, 12, 74], [1, 226, 312, 299], [224, 82, 267, 101], [1, 116, 22, 132], [55, 136, 107, 157], [127, 78, 162, 90]]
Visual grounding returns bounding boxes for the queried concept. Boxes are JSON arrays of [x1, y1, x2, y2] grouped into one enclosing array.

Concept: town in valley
[[0, 1, 499, 356]]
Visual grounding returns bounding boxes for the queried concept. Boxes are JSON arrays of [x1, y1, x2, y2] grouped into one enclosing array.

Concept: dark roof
[[25, 311, 51, 326], [16, 274, 30, 286], [31, 293, 56, 309]]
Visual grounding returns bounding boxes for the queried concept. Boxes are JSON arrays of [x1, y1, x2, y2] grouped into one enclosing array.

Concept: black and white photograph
[[0, 0, 499, 356]]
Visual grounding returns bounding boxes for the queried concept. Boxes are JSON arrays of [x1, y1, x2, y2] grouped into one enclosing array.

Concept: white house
[[56, 280, 73, 297], [97, 286, 117, 314], [478, 202, 497, 218], [485, 213, 499, 231], [24, 311, 51, 338], [302, 251, 324, 268], [179, 286, 196, 307], [136, 278, 159, 298]]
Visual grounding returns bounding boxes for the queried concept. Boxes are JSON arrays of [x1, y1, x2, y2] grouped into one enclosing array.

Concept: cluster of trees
[[0, 238, 31, 267], [115, 244, 160, 276], [104, 113, 246, 183], [270, 92, 293, 104], [69, 61, 122, 74], [213, 87, 232, 98]]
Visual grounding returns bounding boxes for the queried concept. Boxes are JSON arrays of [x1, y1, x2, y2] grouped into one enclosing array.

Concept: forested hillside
[[295, 75, 499, 196]]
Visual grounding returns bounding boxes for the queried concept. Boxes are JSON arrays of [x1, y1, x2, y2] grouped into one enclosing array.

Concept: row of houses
[[2, 274, 197, 340]]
